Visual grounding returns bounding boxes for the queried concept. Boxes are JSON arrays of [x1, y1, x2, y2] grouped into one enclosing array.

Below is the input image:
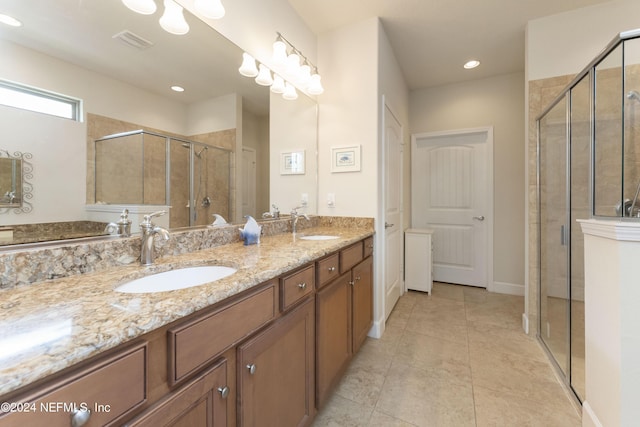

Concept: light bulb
[[286, 53, 301, 78], [0, 13, 22, 27], [122, 0, 157, 15], [283, 82, 298, 100], [272, 40, 288, 66], [298, 62, 311, 87], [307, 73, 324, 95], [194, 0, 225, 19], [270, 75, 286, 94], [159, 0, 190, 35], [238, 53, 259, 77], [255, 64, 273, 86]]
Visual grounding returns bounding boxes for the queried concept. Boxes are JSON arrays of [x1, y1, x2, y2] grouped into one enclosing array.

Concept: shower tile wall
[[87, 113, 235, 228]]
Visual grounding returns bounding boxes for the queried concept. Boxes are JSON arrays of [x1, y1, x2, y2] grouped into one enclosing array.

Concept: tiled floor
[[311, 282, 581, 427]]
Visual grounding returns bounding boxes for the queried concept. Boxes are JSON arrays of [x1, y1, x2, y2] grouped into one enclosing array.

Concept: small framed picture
[[280, 150, 305, 175], [331, 145, 361, 173]]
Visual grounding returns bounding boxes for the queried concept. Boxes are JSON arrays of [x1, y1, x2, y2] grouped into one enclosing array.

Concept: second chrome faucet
[[140, 211, 170, 266]]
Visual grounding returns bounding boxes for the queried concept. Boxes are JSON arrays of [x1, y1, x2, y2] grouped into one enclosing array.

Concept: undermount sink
[[115, 266, 237, 294], [299, 235, 339, 241]]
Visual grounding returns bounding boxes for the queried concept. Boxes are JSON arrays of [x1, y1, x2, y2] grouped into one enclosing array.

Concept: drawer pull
[[71, 408, 91, 427], [349, 281, 354, 286], [355, 276, 361, 281], [246, 364, 256, 375], [298, 282, 307, 290], [217, 386, 230, 399], [328, 266, 336, 272]]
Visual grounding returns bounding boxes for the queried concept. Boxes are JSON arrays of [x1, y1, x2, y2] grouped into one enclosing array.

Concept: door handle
[[385, 222, 394, 229], [472, 216, 485, 221]]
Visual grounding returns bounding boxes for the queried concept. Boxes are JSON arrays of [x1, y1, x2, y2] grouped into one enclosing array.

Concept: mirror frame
[[0, 149, 32, 214]]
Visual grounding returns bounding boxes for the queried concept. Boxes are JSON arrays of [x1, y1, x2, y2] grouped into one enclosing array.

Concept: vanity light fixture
[[238, 32, 324, 100], [171, 85, 185, 92], [194, 0, 225, 19], [464, 60, 480, 69], [159, 0, 190, 35], [238, 53, 259, 77], [121, 0, 157, 15], [0, 13, 22, 27]]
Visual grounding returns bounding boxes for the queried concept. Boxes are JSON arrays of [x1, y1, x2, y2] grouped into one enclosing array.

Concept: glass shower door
[[539, 95, 570, 377]]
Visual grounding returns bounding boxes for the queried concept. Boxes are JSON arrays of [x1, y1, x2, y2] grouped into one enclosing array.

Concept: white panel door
[[384, 104, 403, 319], [411, 130, 490, 287]]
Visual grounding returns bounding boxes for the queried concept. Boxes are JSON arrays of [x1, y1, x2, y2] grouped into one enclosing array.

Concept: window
[[0, 80, 81, 121]]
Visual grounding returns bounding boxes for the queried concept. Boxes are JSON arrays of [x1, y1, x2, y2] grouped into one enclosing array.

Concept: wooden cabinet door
[[125, 358, 229, 427], [237, 298, 315, 427], [352, 256, 373, 354], [315, 271, 352, 408]]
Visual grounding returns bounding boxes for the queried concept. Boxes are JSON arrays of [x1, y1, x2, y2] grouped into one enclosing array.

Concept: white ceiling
[[287, 0, 614, 89]]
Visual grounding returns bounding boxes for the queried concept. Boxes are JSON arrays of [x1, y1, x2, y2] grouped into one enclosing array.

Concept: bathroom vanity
[[0, 222, 373, 427]]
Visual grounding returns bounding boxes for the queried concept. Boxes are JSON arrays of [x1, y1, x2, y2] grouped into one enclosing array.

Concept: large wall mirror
[[0, 0, 318, 246]]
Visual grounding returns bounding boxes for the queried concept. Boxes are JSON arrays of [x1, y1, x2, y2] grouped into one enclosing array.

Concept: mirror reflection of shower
[[622, 90, 640, 218], [181, 143, 212, 223]]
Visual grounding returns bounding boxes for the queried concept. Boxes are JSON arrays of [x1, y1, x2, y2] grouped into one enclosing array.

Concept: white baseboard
[[492, 281, 525, 296], [582, 401, 604, 427], [522, 313, 529, 334], [367, 317, 384, 339]]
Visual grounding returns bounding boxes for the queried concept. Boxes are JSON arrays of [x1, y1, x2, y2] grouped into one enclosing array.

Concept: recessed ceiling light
[[0, 13, 22, 27], [171, 85, 185, 92], [464, 60, 480, 69]]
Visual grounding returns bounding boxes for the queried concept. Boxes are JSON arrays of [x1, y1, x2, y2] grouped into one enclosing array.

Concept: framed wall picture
[[330, 145, 361, 173], [280, 150, 305, 175]]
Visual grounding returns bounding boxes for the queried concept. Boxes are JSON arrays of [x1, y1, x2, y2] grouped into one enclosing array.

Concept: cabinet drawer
[[340, 242, 364, 274], [0, 342, 147, 427], [363, 237, 374, 258], [316, 253, 340, 289], [125, 358, 228, 427], [168, 282, 277, 385], [281, 265, 315, 311]]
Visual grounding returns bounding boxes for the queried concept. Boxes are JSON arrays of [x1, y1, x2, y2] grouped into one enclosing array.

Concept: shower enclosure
[[537, 29, 640, 402], [94, 130, 232, 228]]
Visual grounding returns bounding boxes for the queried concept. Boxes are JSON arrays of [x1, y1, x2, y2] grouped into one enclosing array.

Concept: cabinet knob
[[355, 276, 361, 281], [328, 266, 336, 272], [217, 386, 230, 399], [298, 282, 307, 290], [349, 281, 355, 286], [246, 364, 256, 375], [70, 408, 91, 427]]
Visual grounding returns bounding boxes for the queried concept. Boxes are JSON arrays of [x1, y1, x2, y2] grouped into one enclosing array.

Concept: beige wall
[[409, 72, 526, 291]]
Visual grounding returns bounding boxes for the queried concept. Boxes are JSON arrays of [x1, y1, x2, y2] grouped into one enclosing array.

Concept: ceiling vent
[[113, 30, 154, 50]]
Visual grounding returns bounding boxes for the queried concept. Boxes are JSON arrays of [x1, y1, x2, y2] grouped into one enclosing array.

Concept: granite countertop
[[0, 226, 373, 396]]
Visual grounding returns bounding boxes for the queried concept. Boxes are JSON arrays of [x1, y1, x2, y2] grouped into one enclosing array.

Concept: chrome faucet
[[140, 211, 170, 266], [262, 204, 280, 220], [290, 206, 309, 234]]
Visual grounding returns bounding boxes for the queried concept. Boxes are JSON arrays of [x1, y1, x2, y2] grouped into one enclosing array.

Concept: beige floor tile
[[334, 346, 392, 407], [465, 300, 523, 330], [312, 282, 581, 427], [470, 349, 571, 404], [375, 361, 476, 427], [431, 282, 465, 301], [395, 330, 471, 386], [411, 297, 468, 327], [474, 385, 581, 427], [312, 394, 374, 427], [368, 411, 418, 427], [467, 322, 548, 362], [405, 308, 469, 344]]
